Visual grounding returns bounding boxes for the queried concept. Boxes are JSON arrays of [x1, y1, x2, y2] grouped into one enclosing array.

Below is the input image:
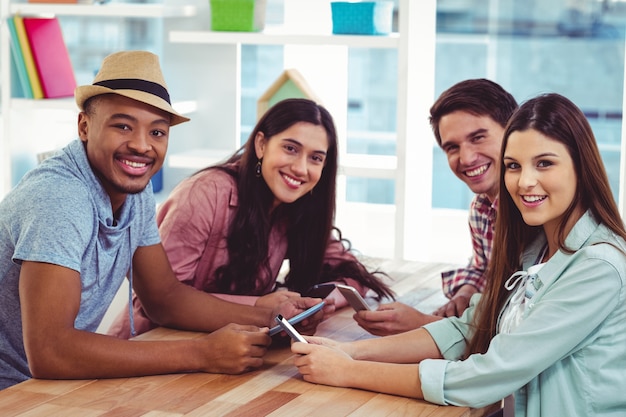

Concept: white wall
[[335, 203, 471, 265]]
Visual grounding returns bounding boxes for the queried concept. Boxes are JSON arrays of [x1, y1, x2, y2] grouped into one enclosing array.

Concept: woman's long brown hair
[[196, 99, 393, 300], [466, 93, 626, 355]]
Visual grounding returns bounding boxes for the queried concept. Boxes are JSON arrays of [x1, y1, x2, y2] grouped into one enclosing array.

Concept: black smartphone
[[304, 282, 336, 299]]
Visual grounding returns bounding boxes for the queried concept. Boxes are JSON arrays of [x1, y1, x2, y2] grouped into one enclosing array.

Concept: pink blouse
[[108, 167, 367, 338]]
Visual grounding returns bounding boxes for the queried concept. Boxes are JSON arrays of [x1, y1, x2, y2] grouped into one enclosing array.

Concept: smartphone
[[268, 301, 325, 336], [274, 314, 308, 343], [336, 283, 372, 311], [304, 282, 336, 299]]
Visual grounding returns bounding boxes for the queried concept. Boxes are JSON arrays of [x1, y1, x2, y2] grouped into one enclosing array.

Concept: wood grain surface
[[0, 258, 502, 417]]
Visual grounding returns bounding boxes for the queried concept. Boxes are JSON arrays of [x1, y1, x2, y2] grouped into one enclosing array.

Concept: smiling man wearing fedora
[[0, 51, 322, 390]]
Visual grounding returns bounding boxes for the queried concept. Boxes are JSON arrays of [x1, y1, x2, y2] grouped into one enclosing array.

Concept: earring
[[255, 159, 262, 177]]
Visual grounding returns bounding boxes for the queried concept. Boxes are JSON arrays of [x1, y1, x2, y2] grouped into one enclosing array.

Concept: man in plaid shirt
[[354, 79, 518, 336]]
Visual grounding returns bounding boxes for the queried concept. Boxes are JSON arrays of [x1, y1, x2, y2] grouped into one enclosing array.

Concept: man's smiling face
[[439, 110, 505, 201], [78, 94, 170, 212]]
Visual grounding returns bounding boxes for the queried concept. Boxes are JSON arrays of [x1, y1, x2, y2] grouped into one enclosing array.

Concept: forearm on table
[[26, 328, 205, 380], [211, 292, 258, 306], [348, 328, 441, 363], [345, 360, 423, 399], [145, 284, 272, 331]]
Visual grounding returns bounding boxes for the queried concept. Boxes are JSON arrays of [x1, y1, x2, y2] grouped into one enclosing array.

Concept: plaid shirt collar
[[475, 193, 498, 216]]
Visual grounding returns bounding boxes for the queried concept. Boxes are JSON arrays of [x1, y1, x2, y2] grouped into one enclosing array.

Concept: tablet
[[269, 301, 325, 336]]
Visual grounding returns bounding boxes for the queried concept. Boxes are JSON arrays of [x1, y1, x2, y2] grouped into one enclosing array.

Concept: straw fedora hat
[[75, 50, 190, 126]]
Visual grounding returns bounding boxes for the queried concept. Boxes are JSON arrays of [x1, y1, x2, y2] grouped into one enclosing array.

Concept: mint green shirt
[[420, 211, 626, 416]]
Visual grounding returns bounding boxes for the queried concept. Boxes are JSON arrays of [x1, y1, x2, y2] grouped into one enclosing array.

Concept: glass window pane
[[346, 177, 395, 204], [433, 0, 624, 208], [241, 45, 285, 145], [237, 0, 624, 212]]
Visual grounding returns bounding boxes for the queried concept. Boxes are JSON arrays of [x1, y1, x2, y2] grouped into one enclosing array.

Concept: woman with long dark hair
[[109, 98, 394, 338], [290, 93, 626, 416]]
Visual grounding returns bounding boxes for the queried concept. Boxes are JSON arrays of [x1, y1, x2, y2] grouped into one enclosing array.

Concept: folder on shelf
[[6, 17, 33, 98], [9, 43, 27, 98], [22, 16, 77, 99], [12, 16, 44, 99]]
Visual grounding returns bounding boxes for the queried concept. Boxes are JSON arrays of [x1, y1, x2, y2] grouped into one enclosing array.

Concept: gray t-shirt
[[0, 139, 161, 389]]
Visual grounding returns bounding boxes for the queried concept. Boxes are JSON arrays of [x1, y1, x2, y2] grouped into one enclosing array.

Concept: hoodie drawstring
[[128, 226, 136, 337]]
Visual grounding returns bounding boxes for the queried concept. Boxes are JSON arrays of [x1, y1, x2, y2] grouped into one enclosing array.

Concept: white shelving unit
[[165, 0, 438, 261], [1, 0, 439, 261], [3, 0, 624, 262], [5, 2, 196, 17], [0, 0, 198, 198], [170, 26, 401, 48]]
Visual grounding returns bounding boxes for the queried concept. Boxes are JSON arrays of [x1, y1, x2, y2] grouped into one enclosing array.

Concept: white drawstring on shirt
[[499, 262, 545, 334]]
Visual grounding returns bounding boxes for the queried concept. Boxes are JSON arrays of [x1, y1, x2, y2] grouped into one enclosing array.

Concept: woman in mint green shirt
[[290, 93, 626, 417]]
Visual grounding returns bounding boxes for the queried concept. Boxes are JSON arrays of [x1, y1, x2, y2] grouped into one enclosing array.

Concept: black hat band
[[93, 78, 171, 104]]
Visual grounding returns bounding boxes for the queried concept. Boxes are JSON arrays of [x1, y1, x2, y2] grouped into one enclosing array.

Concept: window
[[237, 0, 625, 260]]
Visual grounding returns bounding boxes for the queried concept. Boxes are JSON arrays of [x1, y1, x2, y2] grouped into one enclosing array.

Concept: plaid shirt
[[441, 194, 497, 298]]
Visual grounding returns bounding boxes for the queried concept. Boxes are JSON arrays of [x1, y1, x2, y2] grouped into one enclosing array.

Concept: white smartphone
[[336, 283, 372, 311], [268, 301, 325, 336], [274, 314, 308, 343]]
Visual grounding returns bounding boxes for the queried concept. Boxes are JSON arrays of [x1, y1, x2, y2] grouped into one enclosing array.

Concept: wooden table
[[0, 259, 502, 417]]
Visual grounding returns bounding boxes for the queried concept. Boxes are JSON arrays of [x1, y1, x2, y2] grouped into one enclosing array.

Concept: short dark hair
[[429, 79, 518, 146]]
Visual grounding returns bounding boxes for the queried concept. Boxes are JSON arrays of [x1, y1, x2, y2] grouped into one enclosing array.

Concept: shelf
[[1, 0, 437, 260], [340, 154, 396, 179], [170, 26, 400, 49], [8, 97, 197, 114], [10, 97, 76, 111], [0, 0, 200, 197], [9, 3, 197, 18], [168, 148, 232, 170], [168, 148, 396, 179]]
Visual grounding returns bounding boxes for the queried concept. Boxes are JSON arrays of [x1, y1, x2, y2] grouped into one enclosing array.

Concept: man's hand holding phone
[[269, 300, 325, 338]]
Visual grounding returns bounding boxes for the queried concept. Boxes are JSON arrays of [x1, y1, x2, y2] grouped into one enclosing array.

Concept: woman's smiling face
[[503, 128, 581, 236], [254, 121, 328, 210]]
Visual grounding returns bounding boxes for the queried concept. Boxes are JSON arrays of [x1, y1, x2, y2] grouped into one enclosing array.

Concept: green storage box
[[210, 0, 267, 32]]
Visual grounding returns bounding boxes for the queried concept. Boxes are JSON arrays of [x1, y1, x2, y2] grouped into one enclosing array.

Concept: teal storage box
[[210, 0, 267, 32], [331, 1, 394, 35]]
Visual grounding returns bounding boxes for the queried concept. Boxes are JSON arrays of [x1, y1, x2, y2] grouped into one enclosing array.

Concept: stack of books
[[6, 15, 76, 99]]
